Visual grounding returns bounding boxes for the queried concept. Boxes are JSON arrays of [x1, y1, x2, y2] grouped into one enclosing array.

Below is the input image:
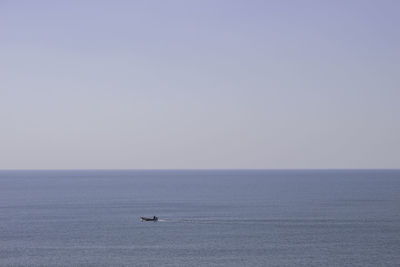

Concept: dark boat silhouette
[[141, 216, 158, 222]]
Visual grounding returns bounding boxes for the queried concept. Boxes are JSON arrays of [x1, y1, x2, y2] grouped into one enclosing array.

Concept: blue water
[[0, 170, 399, 266]]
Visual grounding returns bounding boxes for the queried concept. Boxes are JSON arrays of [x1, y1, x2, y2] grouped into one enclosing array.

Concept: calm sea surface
[[0, 170, 399, 266]]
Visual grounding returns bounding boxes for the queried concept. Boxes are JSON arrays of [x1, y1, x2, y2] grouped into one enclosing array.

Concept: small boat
[[141, 216, 158, 222]]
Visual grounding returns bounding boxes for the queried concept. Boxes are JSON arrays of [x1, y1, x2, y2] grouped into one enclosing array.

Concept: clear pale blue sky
[[1, 0, 399, 169]]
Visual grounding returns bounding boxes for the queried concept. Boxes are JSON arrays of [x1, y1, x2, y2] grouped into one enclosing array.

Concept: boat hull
[[141, 217, 158, 221]]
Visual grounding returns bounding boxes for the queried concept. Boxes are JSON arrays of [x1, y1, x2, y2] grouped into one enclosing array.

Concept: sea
[[0, 170, 399, 266]]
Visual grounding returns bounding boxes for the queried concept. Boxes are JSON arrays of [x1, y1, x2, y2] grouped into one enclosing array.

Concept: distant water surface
[[0, 170, 399, 266]]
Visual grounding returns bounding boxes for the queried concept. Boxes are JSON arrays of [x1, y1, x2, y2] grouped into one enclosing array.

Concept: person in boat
[[153, 216, 157, 220]]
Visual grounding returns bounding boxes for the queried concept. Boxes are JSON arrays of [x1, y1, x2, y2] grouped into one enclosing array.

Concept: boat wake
[[155, 217, 260, 224], [154, 217, 353, 225]]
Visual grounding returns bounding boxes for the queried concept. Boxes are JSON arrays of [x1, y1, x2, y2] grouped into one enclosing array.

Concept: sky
[[0, 0, 399, 169]]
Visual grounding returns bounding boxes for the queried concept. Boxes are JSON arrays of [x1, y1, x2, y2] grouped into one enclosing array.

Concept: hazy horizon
[[0, 168, 398, 171], [1, 0, 399, 169]]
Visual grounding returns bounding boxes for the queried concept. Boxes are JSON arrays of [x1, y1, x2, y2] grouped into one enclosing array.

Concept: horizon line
[[0, 168, 399, 171]]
